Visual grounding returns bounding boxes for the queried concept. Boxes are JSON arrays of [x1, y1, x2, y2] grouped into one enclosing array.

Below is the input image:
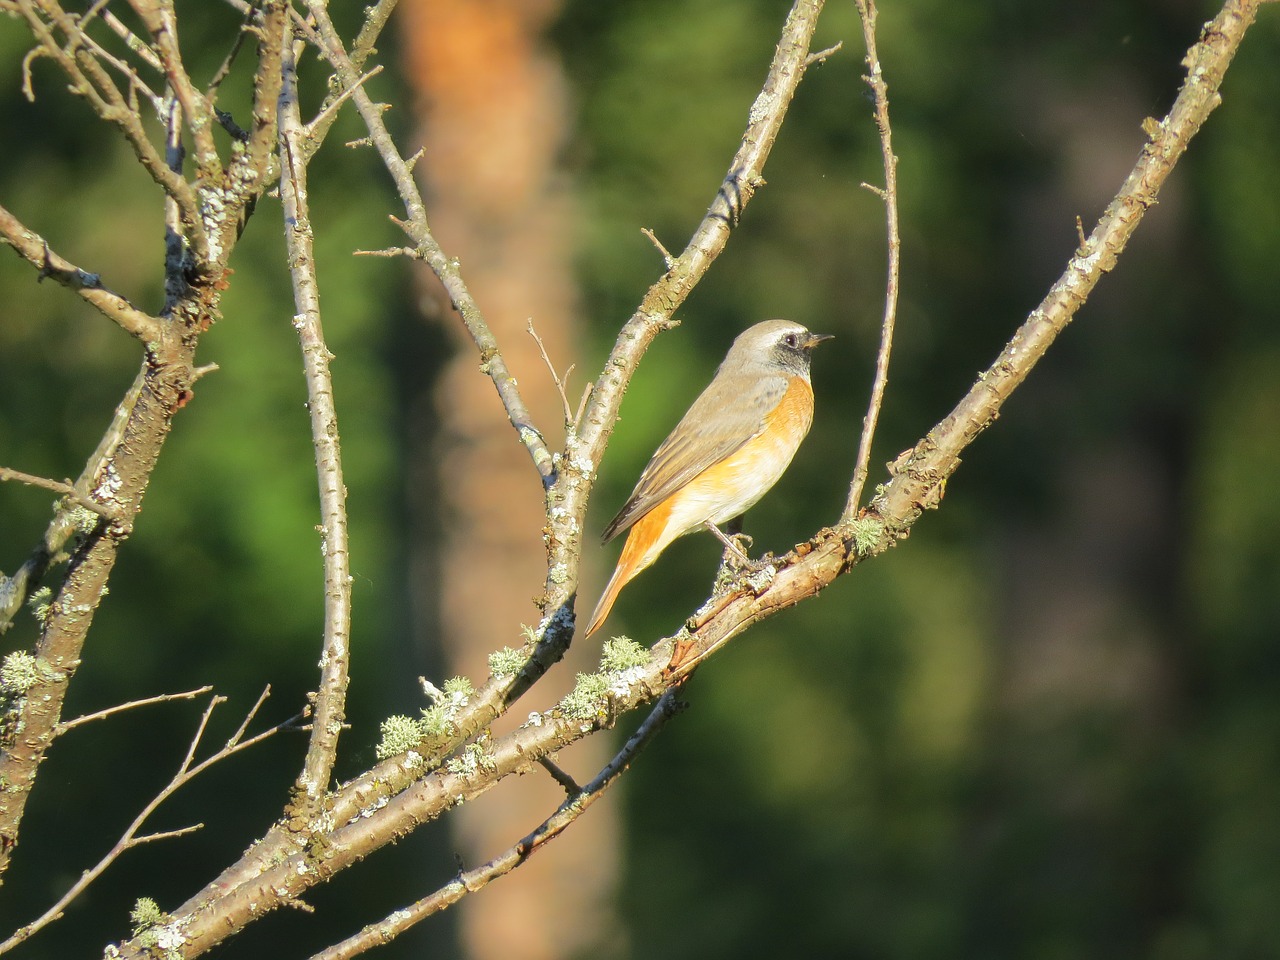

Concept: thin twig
[[528, 321, 576, 428], [100, 9, 164, 72], [225, 683, 273, 748], [279, 21, 354, 818], [71, 11, 165, 112], [304, 64, 384, 140], [0, 690, 290, 954], [308, 691, 687, 960], [352, 245, 416, 258], [205, 1, 252, 97], [17, 0, 211, 262], [536, 755, 581, 796], [302, 0, 400, 155], [805, 40, 843, 65], [640, 227, 675, 269], [843, 0, 901, 520], [0, 465, 116, 519], [55, 685, 214, 735]]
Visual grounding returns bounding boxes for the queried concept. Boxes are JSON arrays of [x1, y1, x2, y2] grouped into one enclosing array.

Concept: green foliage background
[[2, 1, 1280, 957]]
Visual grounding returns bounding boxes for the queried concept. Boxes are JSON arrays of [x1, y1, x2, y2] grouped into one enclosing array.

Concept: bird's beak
[[804, 332, 834, 349]]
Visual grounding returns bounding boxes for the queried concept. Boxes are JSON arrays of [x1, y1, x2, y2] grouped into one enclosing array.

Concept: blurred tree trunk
[[398, 2, 625, 958]]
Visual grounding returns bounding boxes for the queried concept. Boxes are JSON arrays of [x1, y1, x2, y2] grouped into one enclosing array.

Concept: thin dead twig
[[640, 227, 675, 269], [528, 321, 578, 430], [536, 755, 581, 796], [304, 64, 384, 145]]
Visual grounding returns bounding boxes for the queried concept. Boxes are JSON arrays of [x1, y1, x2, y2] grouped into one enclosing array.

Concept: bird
[[583, 318, 832, 640]]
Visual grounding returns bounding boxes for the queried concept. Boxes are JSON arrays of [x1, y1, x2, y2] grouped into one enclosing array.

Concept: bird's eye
[[784, 333, 798, 348]]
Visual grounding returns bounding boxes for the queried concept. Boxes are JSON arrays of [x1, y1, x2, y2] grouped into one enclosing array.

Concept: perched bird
[[584, 319, 832, 639]]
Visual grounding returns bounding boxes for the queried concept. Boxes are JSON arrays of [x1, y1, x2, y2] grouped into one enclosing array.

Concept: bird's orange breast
[[670, 375, 814, 527]]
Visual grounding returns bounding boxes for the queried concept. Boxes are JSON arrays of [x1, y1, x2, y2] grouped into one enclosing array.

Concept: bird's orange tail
[[583, 560, 629, 639], [583, 502, 672, 638]]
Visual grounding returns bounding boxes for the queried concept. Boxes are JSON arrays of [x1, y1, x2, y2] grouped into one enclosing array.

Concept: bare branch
[[303, 0, 401, 154], [100, 9, 164, 73], [640, 226, 675, 269], [674, 0, 1269, 675], [304, 64, 384, 142], [0, 465, 116, 520], [70, 8, 165, 112], [536, 755, 581, 797], [0, 692, 289, 954], [55, 686, 215, 736], [240, 0, 286, 188], [18, 0, 210, 261], [805, 40, 843, 66], [227, 0, 833, 878], [0, 202, 164, 341], [86, 3, 1270, 955], [146, 1, 222, 176], [844, 0, 902, 519], [225, 684, 273, 749], [278, 24, 354, 818]]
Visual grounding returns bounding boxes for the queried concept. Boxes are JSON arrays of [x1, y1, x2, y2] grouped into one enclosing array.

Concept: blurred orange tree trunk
[[398, 2, 624, 957]]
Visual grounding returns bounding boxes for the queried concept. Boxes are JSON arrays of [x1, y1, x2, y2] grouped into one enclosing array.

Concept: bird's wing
[[601, 372, 789, 542]]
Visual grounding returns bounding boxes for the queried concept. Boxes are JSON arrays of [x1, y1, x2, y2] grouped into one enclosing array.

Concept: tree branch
[[18, 0, 211, 263], [578, 0, 828, 469], [54, 685, 214, 736], [0, 689, 287, 954], [309, 690, 686, 960], [844, 0, 901, 519], [87, 1, 1268, 954], [0, 465, 117, 520], [126, 0, 222, 177], [0, 202, 163, 341], [278, 17, 354, 824]]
